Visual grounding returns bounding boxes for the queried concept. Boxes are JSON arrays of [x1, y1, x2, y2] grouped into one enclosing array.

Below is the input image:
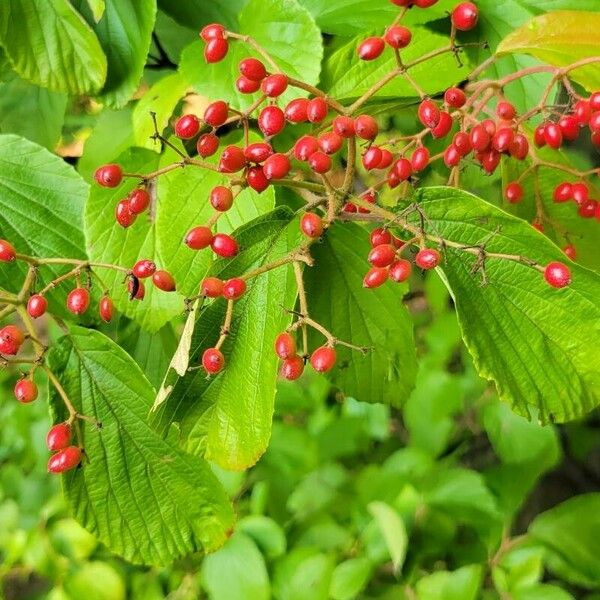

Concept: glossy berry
[[202, 348, 224, 374], [261, 74, 288, 97], [418, 100, 440, 129], [444, 145, 461, 168], [411, 147, 430, 171], [128, 279, 145, 300], [294, 135, 319, 161], [47, 446, 81, 474], [318, 132, 343, 155], [578, 199, 597, 218], [14, 379, 38, 403], [544, 262, 571, 288], [197, 133, 220, 158], [0, 239, 16, 262], [99, 296, 114, 323], [285, 98, 310, 123], [571, 183, 589, 205], [333, 116, 355, 138], [509, 134, 529, 160], [200, 23, 225, 41], [362, 146, 383, 170], [451, 2, 479, 31], [470, 124, 490, 152], [553, 182, 573, 203], [236, 75, 261, 94], [128, 188, 151, 214], [239, 57, 267, 82], [0, 325, 24, 355], [27, 294, 47, 318], [116, 200, 136, 228], [275, 332, 296, 359], [210, 186, 234, 211], [281, 355, 304, 381], [152, 270, 176, 292], [415, 248, 441, 269], [368, 244, 397, 268], [590, 112, 600, 133], [370, 228, 392, 247], [205, 38, 229, 63], [453, 132, 472, 156], [496, 101, 516, 120], [67, 288, 90, 315], [244, 142, 273, 163], [47, 423, 72, 452], [573, 99, 591, 125], [564, 244, 577, 261], [310, 346, 337, 373], [201, 277, 224, 298], [211, 233, 239, 257], [263, 153, 291, 179], [505, 182, 523, 204], [378, 149, 394, 169], [354, 115, 378, 140], [431, 111, 453, 138], [479, 149, 501, 174], [301, 213, 324, 238], [534, 124, 546, 148], [132, 259, 156, 279], [384, 26, 412, 49], [204, 101, 229, 127], [492, 128, 514, 153], [258, 106, 286, 136], [559, 115, 579, 141], [363, 267, 389, 288], [175, 114, 200, 139], [222, 278, 247, 300], [246, 166, 269, 193], [186, 226, 213, 250], [94, 164, 123, 188], [219, 145, 246, 173], [309, 151, 332, 174], [544, 123, 563, 149], [390, 259, 412, 283], [444, 87, 466, 108], [358, 37, 385, 60], [307, 98, 328, 123]]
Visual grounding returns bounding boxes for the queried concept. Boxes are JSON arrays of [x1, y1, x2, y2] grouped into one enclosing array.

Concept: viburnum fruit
[[222, 278, 247, 300], [505, 182, 524, 204], [152, 270, 176, 292], [294, 135, 319, 161], [197, 133, 220, 158], [67, 288, 90, 315], [390, 259, 412, 283], [280, 355, 305, 381], [128, 279, 145, 300], [219, 145, 247, 173], [444, 87, 467, 108], [263, 153, 291, 179], [0, 325, 24, 355], [358, 37, 385, 61], [261, 74, 288, 97], [319, 132, 343, 155], [285, 98, 310, 123], [186, 226, 214, 250], [370, 228, 393, 247], [333, 116, 355, 137], [239, 57, 267, 82], [14, 378, 38, 403], [308, 151, 332, 174], [211, 233, 239, 257], [451, 2, 479, 31], [175, 114, 200, 139], [411, 147, 430, 171], [418, 100, 440, 129], [244, 142, 273, 163], [307, 98, 328, 123], [300, 213, 324, 238], [384, 26, 412, 49], [205, 38, 229, 63], [94, 164, 123, 188], [247, 167, 269, 192], [210, 186, 234, 211], [115, 200, 136, 228], [364, 267, 389, 288], [310, 346, 337, 373], [204, 101, 229, 127], [99, 296, 114, 322], [202, 348, 225, 374], [236, 75, 261, 94], [128, 188, 151, 214], [201, 277, 224, 298], [132, 259, 156, 279], [564, 244, 577, 260], [47, 446, 82, 474], [354, 115, 379, 140], [368, 244, 397, 267], [47, 423, 72, 451], [258, 106, 286, 136], [415, 248, 441, 269], [200, 23, 225, 41], [544, 262, 571, 288], [275, 332, 296, 359], [0, 239, 16, 262], [27, 294, 48, 319]]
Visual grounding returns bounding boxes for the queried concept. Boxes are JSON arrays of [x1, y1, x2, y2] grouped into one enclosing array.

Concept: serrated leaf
[[0, 0, 107, 94], [47, 327, 234, 566]]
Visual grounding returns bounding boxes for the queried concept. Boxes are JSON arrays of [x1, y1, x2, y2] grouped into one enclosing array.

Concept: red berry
[[370, 228, 392, 247], [236, 75, 261, 94], [218, 145, 246, 173], [414, 0, 439, 6], [67, 288, 90, 315], [310, 346, 337, 373], [246, 166, 270, 193], [415, 248, 441, 269], [358, 37, 385, 60], [418, 100, 440, 129], [444, 87, 467, 108], [431, 111, 453, 138], [175, 114, 200, 139], [362, 146, 383, 170], [46, 423, 72, 451], [378, 149, 394, 169], [132, 259, 156, 279], [534, 124, 546, 148], [307, 98, 328, 123], [573, 100, 591, 125], [589, 111, 600, 133], [261, 74, 288, 97], [384, 26, 412, 49], [281, 355, 304, 380], [0, 239, 16, 262], [389, 259, 412, 283], [393, 157, 413, 181], [204, 101, 229, 127], [572, 183, 589, 205], [202, 348, 224, 374], [263, 153, 291, 179], [239, 57, 267, 82], [451, 2, 479, 31], [128, 279, 145, 300], [559, 115, 579, 141], [354, 115, 379, 140], [479, 149, 501, 174], [453, 132, 472, 156], [186, 226, 213, 250], [1, 325, 24, 355], [99, 296, 114, 322], [564, 244, 577, 260], [210, 186, 234, 211], [505, 182, 523, 204], [94, 164, 123, 188], [590, 92, 600, 112], [200, 23, 225, 41], [201, 277, 224, 298], [128, 188, 150, 214], [368, 243, 397, 267], [285, 98, 310, 123], [300, 213, 324, 238], [363, 267, 389, 288], [444, 144, 461, 168], [470, 124, 490, 152], [318, 132, 343, 155], [47, 446, 81, 474], [411, 147, 430, 171], [211, 233, 239, 257], [115, 199, 136, 228], [222, 278, 247, 300], [197, 133, 220, 158], [14, 378, 38, 403], [544, 262, 571, 288], [496, 101, 516, 120], [244, 142, 272, 163], [553, 182, 573, 203], [509, 134, 529, 160], [308, 151, 332, 174], [492, 127, 514, 153], [294, 135, 319, 161], [333, 116, 355, 138], [152, 270, 176, 292], [27, 294, 47, 319], [275, 332, 296, 359], [258, 106, 286, 136], [578, 199, 597, 218], [544, 122, 563, 149], [205, 38, 229, 63]]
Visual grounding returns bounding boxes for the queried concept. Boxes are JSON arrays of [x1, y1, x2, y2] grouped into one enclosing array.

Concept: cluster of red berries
[[46, 423, 81, 474], [0, 323, 39, 402], [274, 331, 337, 381]]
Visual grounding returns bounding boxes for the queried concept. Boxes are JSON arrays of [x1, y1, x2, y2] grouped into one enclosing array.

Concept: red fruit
[[534, 124, 546, 148], [492, 127, 514, 153], [263, 153, 291, 179], [210, 186, 234, 211], [300, 213, 324, 238], [258, 106, 286, 136], [415, 248, 441, 269], [308, 151, 332, 174], [590, 131, 600, 147], [544, 262, 571, 288], [470, 124, 490, 152], [201, 277, 224, 298], [544, 122, 563, 149], [128, 278, 145, 300], [393, 157, 413, 181], [222, 278, 247, 300], [294, 135, 319, 161], [444, 145, 461, 168], [378, 149, 394, 169], [354, 115, 379, 140], [197, 133, 220, 158], [509, 134, 529, 160], [387, 169, 401, 189], [559, 115, 579, 141], [589, 111, 600, 133], [99, 296, 114, 322], [573, 100, 591, 125], [281, 355, 304, 380], [431, 111, 453, 138], [211, 233, 238, 257], [204, 101, 229, 127], [0, 239, 16, 262], [368, 244, 397, 268], [358, 37, 385, 60], [343, 203, 358, 213], [186, 226, 213, 250], [1, 325, 24, 356], [414, 0, 439, 6], [27, 294, 47, 319], [418, 100, 440, 129], [564, 244, 577, 261], [362, 146, 383, 170], [275, 332, 296, 359], [175, 114, 200, 139], [505, 182, 523, 204], [384, 26, 412, 49], [479, 149, 501, 174], [202, 348, 224, 374], [553, 182, 573, 203], [307, 98, 329, 123], [333, 116, 356, 138], [246, 166, 269, 193], [115, 200, 136, 228], [451, 2, 479, 31], [411, 147, 430, 171], [46, 423, 72, 451], [363, 267, 389, 288], [318, 132, 343, 155], [128, 188, 150, 214], [285, 98, 309, 123], [453, 132, 472, 156], [359, 190, 377, 214], [236, 75, 261, 94], [571, 183, 589, 205], [239, 57, 267, 82], [244, 142, 272, 163], [218, 145, 246, 173], [14, 379, 38, 403], [444, 87, 467, 108], [67, 288, 90, 315], [578, 199, 597, 218], [261, 74, 288, 97], [205, 38, 229, 63], [590, 92, 600, 112], [496, 101, 516, 120], [596, 201, 600, 221], [389, 259, 412, 283], [132, 259, 156, 279], [200, 23, 225, 41], [152, 270, 176, 292], [47, 446, 82, 474], [310, 346, 337, 373], [370, 228, 392, 247], [94, 164, 123, 188]]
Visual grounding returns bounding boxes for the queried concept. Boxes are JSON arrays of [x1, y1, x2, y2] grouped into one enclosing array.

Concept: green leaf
[[415, 565, 483, 600], [304, 223, 417, 407], [411, 187, 600, 423], [514, 585, 574, 600], [497, 11, 600, 92], [330, 557, 373, 600], [367, 501, 408, 574], [237, 515, 287, 560], [273, 548, 335, 600], [64, 561, 126, 600], [201, 532, 270, 600], [85, 0, 105, 22], [0, 0, 107, 94], [157, 0, 247, 31], [179, 0, 323, 110], [151, 208, 298, 470], [47, 327, 234, 566], [529, 494, 600, 588]]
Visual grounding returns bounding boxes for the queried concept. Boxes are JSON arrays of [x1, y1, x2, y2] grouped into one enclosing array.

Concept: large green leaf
[[158, 0, 247, 31], [47, 327, 234, 566], [179, 0, 323, 110], [304, 222, 417, 407], [152, 208, 298, 470], [409, 187, 600, 423], [0, 0, 107, 94], [497, 11, 600, 92]]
